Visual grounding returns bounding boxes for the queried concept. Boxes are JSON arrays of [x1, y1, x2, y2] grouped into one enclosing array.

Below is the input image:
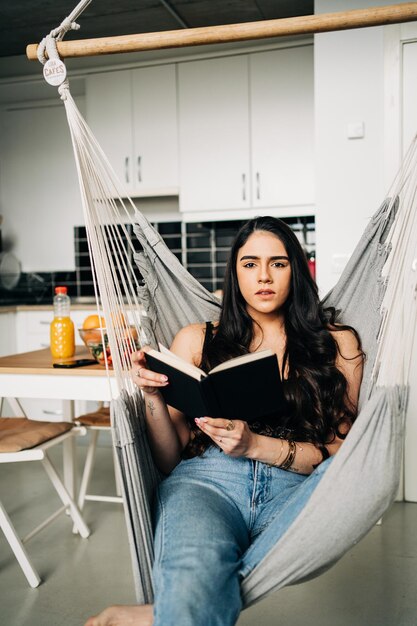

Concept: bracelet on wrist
[[279, 440, 297, 470], [270, 439, 285, 467]]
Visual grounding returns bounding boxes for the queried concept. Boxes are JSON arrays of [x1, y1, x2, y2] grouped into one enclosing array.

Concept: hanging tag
[[43, 59, 67, 86]]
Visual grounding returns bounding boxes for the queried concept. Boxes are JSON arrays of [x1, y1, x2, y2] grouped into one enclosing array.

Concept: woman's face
[[236, 231, 292, 318]]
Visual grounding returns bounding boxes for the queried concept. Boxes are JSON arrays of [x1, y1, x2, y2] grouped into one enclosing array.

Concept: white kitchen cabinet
[[86, 69, 132, 193], [0, 99, 84, 273], [132, 65, 179, 193], [0, 312, 16, 357], [15, 310, 52, 353], [178, 45, 314, 214], [86, 64, 179, 197], [250, 46, 314, 208], [178, 55, 251, 213], [15, 309, 94, 354]]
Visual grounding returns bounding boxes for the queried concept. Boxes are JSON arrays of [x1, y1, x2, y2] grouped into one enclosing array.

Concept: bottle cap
[[55, 286, 68, 295]]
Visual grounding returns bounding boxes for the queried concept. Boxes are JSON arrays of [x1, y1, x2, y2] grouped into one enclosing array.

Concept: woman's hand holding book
[[131, 348, 170, 396], [195, 417, 258, 458]]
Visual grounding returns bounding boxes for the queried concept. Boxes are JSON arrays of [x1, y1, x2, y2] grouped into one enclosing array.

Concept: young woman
[[86, 216, 364, 626]]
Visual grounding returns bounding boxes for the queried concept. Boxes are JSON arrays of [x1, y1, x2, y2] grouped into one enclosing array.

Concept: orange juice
[[50, 316, 75, 359], [50, 286, 75, 359]]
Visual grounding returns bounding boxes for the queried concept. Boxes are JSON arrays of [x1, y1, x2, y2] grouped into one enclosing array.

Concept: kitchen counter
[[0, 303, 100, 314], [0, 346, 107, 375]]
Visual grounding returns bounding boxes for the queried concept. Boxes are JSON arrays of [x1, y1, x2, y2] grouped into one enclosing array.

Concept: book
[[144, 344, 286, 422]]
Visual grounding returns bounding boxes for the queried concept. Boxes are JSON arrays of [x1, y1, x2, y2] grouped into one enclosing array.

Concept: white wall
[[314, 0, 417, 297], [315, 0, 389, 296]]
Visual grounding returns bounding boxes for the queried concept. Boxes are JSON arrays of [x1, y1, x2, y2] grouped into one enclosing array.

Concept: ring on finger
[[136, 368, 142, 378], [226, 419, 235, 431]]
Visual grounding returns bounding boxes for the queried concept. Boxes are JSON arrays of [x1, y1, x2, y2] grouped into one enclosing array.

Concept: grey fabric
[[111, 198, 407, 607], [322, 197, 399, 407], [242, 385, 406, 606], [111, 391, 160, 604], [132, 211, 221, 348]]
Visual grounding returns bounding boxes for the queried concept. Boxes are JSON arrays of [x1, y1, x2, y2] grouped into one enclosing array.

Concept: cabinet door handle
[[40, 343, 49, 348], [43, 409, 63, 416], [242, 173, 246, 201], [137, 156, 142, 183], [256, 172, 261, 200], [39, 320, 50, 325], [125, 157, 130, 184]]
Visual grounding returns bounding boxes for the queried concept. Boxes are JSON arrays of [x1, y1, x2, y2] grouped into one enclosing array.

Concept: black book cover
[[145, 351, 286, 422], [144, 353, 220, 417], [201, 354, 285, 420]]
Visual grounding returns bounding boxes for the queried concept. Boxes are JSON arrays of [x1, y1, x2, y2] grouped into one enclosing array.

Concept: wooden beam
[[26, 2, 417, 60]]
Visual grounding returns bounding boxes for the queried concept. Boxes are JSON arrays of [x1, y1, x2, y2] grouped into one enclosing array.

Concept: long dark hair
[[184, 216, 363, 460]]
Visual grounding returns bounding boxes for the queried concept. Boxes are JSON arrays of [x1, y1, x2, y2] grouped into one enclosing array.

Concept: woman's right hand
[[131, 348, 169, 396]]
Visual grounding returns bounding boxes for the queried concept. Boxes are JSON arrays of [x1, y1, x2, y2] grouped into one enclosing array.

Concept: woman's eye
[[243, 262, 256, 268]]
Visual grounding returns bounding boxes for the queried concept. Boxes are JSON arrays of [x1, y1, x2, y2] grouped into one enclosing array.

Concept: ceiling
[[0, 0, 314, 59]]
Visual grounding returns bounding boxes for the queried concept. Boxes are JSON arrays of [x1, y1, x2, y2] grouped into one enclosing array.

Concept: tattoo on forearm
[[147, 399, 156, 417]]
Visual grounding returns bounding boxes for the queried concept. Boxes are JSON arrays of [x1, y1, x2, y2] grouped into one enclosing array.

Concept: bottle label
[[50, 317, 75, 359]]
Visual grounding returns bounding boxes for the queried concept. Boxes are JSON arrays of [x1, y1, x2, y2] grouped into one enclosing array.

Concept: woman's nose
[[258, 267, 272, 283]]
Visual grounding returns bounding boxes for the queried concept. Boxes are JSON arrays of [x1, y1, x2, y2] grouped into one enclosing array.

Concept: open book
[[144, 344, 286, 421]]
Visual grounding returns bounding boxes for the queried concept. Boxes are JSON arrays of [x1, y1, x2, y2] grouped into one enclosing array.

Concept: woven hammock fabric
[[33, 0, 416, 611], [111, 391, 160, 603], [49, 81, 415, 607], [111, 193, 407, 606], [322, 197, 399, 407], [132, 213, 221, 349], [241, 384, 405, 605]]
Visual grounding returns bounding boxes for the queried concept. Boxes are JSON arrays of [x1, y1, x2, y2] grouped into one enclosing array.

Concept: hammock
[[33, 2, 417, 609]]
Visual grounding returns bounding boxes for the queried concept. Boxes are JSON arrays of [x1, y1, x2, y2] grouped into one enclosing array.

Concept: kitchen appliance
[[0, 252, 21, 290]]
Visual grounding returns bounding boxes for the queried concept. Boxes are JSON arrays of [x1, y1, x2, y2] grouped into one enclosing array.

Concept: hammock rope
[[33, 1, 417, 608], [36, 0, 92, 64]]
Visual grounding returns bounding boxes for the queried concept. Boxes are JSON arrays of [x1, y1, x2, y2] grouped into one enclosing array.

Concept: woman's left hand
[[195, 417, 257, 458]]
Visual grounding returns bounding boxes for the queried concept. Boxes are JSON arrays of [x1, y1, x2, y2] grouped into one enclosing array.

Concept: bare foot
[[84, 604, 153, 626]]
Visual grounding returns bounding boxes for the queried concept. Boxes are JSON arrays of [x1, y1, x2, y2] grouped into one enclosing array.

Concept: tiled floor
[[1, 444, 416, 626]]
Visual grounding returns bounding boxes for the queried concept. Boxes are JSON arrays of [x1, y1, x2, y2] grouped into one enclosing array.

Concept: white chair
[[75, 405, 123, 511], [0, 417, 90, 588]]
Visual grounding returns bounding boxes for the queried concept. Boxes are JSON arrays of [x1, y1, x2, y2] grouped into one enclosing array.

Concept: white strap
[[36, 0, 93, 65]]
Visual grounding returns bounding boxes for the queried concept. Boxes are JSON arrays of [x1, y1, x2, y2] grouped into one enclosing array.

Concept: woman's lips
[[255, 290, 275, 296]]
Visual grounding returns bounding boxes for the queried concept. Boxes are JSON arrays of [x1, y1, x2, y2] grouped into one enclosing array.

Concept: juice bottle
[[50, 286, 75, 359]]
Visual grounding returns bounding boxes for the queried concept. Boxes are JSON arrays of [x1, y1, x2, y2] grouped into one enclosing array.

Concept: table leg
[[4, 397, 28, 417], [62, 400, 76, 498]]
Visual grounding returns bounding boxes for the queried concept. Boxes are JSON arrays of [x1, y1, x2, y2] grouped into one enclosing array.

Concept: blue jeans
[[152, 446, 330, 626]]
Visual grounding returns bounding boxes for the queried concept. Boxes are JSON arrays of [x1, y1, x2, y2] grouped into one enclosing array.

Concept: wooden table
[[0, 347, 119, 495]]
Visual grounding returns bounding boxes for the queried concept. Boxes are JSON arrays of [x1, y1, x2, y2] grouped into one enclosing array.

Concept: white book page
[[209, 348, 274, 374], [154, 344, 206, 380]]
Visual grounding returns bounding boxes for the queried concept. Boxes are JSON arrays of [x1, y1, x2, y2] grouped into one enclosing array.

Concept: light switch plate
[[347, 121, 365, 139]]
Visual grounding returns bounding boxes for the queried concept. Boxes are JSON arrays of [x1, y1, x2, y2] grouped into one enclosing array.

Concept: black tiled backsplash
[[74, 217, 315, 298], [164, 237, 182, 250], [158, 222, 182, 235], [0, 270, 78, 305], [74, 224, 141, 298], [0, 217, 315, 306]]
